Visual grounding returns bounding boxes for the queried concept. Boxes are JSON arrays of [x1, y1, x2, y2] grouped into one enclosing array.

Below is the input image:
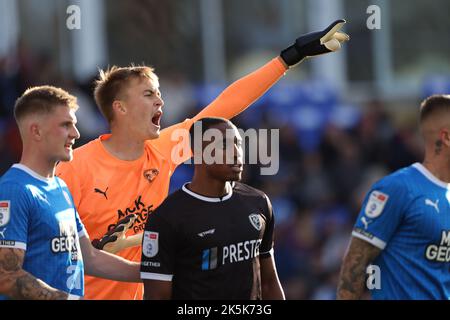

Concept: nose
[[71, 125, 81, 140], [234, 144, 243, 164], [156, 95, 164, 108]]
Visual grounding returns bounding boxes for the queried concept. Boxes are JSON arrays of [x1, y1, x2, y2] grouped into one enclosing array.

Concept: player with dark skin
[[142, 118, 284, 300]]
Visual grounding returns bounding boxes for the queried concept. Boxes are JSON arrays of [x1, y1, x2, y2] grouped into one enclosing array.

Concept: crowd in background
[[0, 45, 423, 299]]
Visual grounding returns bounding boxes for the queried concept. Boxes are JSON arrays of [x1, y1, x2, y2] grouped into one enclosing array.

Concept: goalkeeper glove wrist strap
[[280, 45, 305, 67]]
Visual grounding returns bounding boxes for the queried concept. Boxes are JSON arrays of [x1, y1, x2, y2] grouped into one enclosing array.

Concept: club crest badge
[[143, 231, 159, 258], [144, 169, 159, 182], [248, 213, 262, 231]]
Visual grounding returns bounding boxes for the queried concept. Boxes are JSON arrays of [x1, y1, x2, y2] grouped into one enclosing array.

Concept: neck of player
[[102, 132, 145, 161], [422, 155, 450, 183], [189, 172, 231, 198], [20, 150, 56, 178]]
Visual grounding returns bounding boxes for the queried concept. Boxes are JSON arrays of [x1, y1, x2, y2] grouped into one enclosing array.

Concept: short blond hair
[[94, 65, 158, 123], [14, 86, 78, 123]]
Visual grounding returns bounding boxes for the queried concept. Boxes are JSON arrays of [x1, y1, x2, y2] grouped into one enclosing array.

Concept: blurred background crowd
[[1, 0, 450, 299]]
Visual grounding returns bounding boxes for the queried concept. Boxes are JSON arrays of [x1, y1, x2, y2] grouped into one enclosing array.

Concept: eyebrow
[[61, 119, 77, 124]]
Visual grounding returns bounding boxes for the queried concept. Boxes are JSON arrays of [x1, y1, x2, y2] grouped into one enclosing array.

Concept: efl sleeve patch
[[143, 231, 159, 258], [0, 201, 10, 227], [365, 191, 389, 218]]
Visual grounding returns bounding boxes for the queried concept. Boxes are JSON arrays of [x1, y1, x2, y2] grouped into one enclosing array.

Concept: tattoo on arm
[[15, 274, 68, 300], [337, 237, 381, 300], [0, 249, 20, 272], [0, 248, 68, 300]]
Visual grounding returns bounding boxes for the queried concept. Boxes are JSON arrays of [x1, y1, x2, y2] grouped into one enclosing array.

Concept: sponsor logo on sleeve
[[0, 240, 16, 246], [353, 227, 375, 240], [365, 191, 388, 218], [0, 201, 10, 227], [143, 231, 159, 258]]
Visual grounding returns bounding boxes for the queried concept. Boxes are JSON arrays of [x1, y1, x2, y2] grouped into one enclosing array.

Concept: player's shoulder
[[55, 176, 69, 189], [375, 164, 418, 188], [0, 168, 33, 199], [57, 138, 103, 174], [0, 166, 19, 184], [153, 188, 192, 216], [164, 188, 189, 203], [233, 182, 269, 201], [72, 138, 102, 160], [1, 166, 30, 187], [146, 119, 193, 154]]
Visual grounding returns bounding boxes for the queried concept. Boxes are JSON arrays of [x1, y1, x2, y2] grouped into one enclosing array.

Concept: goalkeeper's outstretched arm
[[190, 18, 350, 122]]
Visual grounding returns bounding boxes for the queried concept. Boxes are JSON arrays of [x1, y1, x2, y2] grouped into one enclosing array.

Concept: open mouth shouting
[[151, 110, 163, 128]]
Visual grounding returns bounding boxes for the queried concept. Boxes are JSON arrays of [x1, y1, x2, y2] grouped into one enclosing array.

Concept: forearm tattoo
[[0, 248, 68, 300], [337, 238, 381, 299], [15, 275, 67, 300], [0, 249, 20, 272]]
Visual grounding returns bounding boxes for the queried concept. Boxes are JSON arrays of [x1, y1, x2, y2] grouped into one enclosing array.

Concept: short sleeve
[[140, 210, 177, 281], [353, 176, 409, 250], [0, 184, 31, 250]]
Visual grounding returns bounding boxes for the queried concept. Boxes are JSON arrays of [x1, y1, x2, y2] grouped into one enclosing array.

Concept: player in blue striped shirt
[[337, 94, 450, 300], [0, 86, 140, 300]]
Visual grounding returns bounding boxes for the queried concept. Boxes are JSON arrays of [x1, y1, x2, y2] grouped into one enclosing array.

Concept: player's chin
[[59, 152, 73, 162], [225, 164, 243, 181], [226, 170, 242, 181], [147, 127, 161, 140]]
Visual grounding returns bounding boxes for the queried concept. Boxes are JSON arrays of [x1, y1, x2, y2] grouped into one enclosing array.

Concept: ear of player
[[280, 19, 350, 67], [91, 214, 140, 254]]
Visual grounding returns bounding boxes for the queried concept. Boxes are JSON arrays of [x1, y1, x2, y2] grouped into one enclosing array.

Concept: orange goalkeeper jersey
[[56, 57, 286, 300]]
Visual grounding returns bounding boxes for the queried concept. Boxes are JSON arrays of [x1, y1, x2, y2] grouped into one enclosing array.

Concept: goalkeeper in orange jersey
[[56, 20, 349, 300]]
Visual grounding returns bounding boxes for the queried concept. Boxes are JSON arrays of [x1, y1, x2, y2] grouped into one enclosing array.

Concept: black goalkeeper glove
[[91, 214, 142, 254], [280, 19, 349, 67]]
